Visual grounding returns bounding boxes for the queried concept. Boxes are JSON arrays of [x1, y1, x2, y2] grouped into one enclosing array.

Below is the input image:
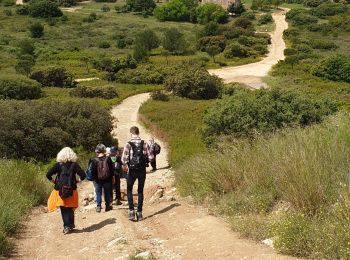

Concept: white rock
[[135, 251, 151, 258], [107, 237, 126, 248], [262, 238, 274, 248], [149, 189, 164, 204]]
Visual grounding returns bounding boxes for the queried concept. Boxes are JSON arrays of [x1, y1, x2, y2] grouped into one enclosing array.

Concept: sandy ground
[[15, 0, 23, 5], [209, 8, 289, 88], [11, 93, 296, 260], [75, 77, 100, 82]]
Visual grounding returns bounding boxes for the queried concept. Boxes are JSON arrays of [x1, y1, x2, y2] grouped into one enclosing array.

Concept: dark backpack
[[128, 141, 147, 170], [57, 163, 74, 199], [86, 159, 94, 181], [153, 142, 161, 155], [96, 157, 110, 181]]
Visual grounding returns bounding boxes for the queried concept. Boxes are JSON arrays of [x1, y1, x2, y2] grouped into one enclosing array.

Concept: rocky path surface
[[11, 93, 295, 259], [209, 8, 289, 88]]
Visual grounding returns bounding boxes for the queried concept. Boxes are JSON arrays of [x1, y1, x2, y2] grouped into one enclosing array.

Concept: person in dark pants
[[110, 146, 123, 205], [46, 147, 86, 235], [148, 137, 157, 172], [121, 126, 153, 221], [92, 144, 115, 213]]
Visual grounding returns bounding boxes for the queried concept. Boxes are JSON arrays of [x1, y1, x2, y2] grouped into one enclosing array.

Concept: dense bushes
[[286, 8, 318, 26], [258, 13, 273, 24], [0, 160, 49, 255], [115, 64, 170, 84], [0, 100, 114, 161], [124, 0, 156, 13], [164, 67, 222, 99], [202, 87, 337, 142], [154, 0, 193, 22], [29, 22, 44, 38], [224, 43, 250, 58], [28, 0, 63, 18], [0, 75, 42, 100], [313, 55, 350, 83], [311, 2, 348, 18], [30, 67, 76, 88], [196, 3, 228, 24], [70, 85, 118, 99]]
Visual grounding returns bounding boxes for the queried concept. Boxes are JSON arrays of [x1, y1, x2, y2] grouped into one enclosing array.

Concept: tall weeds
[[176, 113, 350, 257]]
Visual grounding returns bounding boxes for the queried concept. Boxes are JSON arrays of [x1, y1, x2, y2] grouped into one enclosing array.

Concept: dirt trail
[[12, 93, 295, 259], [209, 8, 289, 88]]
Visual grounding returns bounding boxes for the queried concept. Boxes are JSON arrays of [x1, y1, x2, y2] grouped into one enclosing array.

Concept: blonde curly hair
[[56, 147, 78, 163]]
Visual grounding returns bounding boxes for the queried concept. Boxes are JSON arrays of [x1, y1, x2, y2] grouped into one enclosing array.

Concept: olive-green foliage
[[101, 4, 110, 12], [125, 0, 156, 13], [258, 13, 272, 24], [176, 113, 350, 257], [135, 29, 159, 51], [0, 100, 114, 161], [154, 0, 192, 22], [164, 66, 222, 99], [57, 0, 76, 7], [233, 17, 253, 29], [116, 64, 174, 84], [150, 90, 169, 101], [224, 43, 250, 58], [70, 85, 118, 99], [313, 55, 350, 83], [0, 74, 42, 100], [196, 3, 228, 24], [18, 39, 35, 57], [197, 35, 226, 52], [227, 2, 245, 16], [98, 41, 110, 48], [16, 5, 29, 15], [92, 55, 137, 73], [162, 28, 187, 54], [285, 8, 318, 25], [303, 0, 327, 7], [29, 22, 44, 38], [0, 160, 50, 255], [30, 67, 76, 88], [28, 0, 63, 18], [202, 87, 337, 142], [311, 2, 348, 18]]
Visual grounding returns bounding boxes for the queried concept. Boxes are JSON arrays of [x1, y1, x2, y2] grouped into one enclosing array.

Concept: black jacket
[[46, 162, 86, 190], [91, 156, 114, 183]]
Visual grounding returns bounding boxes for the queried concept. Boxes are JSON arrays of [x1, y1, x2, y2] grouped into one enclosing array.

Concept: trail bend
[[12, 94, 295, 259], [209, 8, 289, 89]]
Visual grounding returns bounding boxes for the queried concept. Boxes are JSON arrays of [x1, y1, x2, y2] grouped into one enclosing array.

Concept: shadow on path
[[75, 218, 116, 233], [143, 203, 181, 221]]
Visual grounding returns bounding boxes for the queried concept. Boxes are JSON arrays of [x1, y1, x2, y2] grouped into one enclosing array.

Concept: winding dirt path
[[12, 93, 295, 259], [209, 8, 289, 88]]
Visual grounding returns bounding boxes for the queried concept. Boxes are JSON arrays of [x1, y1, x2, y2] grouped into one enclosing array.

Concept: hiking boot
[[136, 212, 143, 221], [105, 205, 113, 212], [128, 210, 135, 221], [96, 206, 101, 213], [63, 227, 71, 235]]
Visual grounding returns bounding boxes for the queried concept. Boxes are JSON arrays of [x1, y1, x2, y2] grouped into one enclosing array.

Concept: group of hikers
[[46, 126, 161, 234]]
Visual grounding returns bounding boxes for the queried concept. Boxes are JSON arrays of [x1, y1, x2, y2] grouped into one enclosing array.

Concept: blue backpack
[[86, 159, 94, 181]]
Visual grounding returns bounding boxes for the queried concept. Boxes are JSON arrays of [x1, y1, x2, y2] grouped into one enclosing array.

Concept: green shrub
[[312, 2, 348, 18], [165, 67, 222, 100], [154, 0, 192, 22], [29, 22, 44, 38], [57, 0, 76, 7], [18, 39, 35, 57], [0, 74, 42, 100], [198, 21, 219, 37], [313, 55, 350, 83], [16, 5, 29, 15], [197, 35, 226, 52], [2, 0, 15, 6], [70, 85, 118, 99], [28, 0, 63, 18], [309, 39, 338, 50], [125, 0, 155, 13], [0, 100, 114, 160], [227, 2, 245, 16], [0, 160, 50, 255], [303, 0, 327, 7], [258, 13, 273, 24], [233, 17, 253, 29], [162, 28, 187, 54], [3, 9, 12, 16], [150, 90, 169, 101], [98, 41, 111, 48], [241, 11, 255, 20], [115, 64, 169, 84], [224, 43, 250, 58], [30, 66, 76, 88], [83, 12, 97, 22], [92, 55, 137, 73], [135, 29, 159, 51], [202, 87, 337, 141], [101, 4, 110, 12], [196, 3, 228, 24]]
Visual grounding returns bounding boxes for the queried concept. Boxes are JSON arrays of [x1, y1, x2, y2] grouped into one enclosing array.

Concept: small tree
[[162, 28, 186, 54], [29, 22, 44, 38], [125, 0, 156, 13], [28, 0, 63, 18], [15, 59, 35, 77], [285, 55, 298, 69], [19, 39, 35, 57], [228, 1, 245, 16], [196, 3, 229, 24], [133, 42, 149, 62], [135, 29, 159, 51], [206, 44, 221, 63]]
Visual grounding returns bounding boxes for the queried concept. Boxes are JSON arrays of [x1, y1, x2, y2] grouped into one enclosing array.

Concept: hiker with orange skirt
[[47, 147, 86, 234]]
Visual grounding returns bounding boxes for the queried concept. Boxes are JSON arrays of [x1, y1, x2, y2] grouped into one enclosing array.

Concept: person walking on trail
[[46, 147, 86, 235], [122, 126, 153, 221], [110, 146, 123, 205], [91, 144, 114, 213], [148, 137, 161, 172]]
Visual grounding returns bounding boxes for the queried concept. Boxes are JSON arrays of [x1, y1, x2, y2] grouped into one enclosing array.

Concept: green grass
[[139, 97, 212, 166], [41, 80, 162, 108], [176, 112, 350, 258], [0, 160, 50, 255]]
